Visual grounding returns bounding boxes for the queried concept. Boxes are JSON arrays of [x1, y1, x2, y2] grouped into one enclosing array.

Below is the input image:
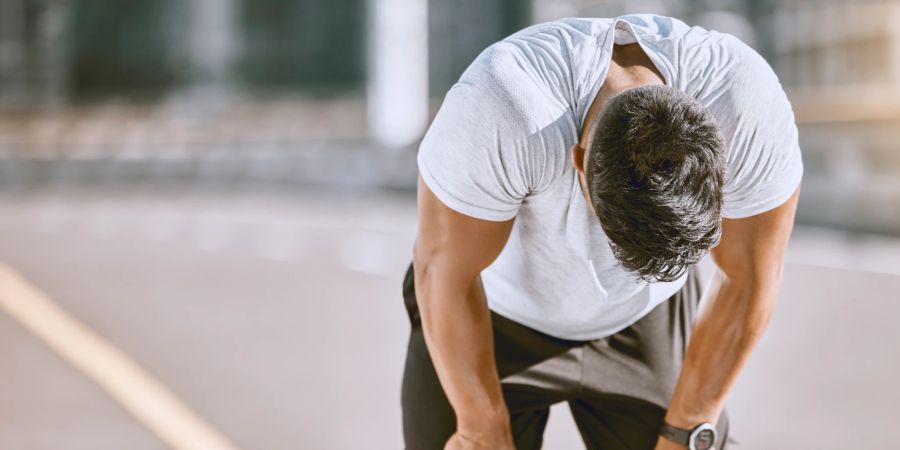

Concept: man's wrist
[[456, 417, 512, 446], [663, 402, 718, 429], [456, 404, 511, 434]]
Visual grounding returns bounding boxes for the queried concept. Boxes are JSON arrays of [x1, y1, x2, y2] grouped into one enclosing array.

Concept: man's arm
[[413, 173, 517, 449], [655, 185, 801, 449]]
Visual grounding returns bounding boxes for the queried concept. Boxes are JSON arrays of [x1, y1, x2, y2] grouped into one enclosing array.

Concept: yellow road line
[[0, 262, 240, 450]]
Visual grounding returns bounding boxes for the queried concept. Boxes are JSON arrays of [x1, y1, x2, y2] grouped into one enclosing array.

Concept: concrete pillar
[[35, 0, 70, 106], [367, 0, 429, 150], [189, 0, 237, 84]]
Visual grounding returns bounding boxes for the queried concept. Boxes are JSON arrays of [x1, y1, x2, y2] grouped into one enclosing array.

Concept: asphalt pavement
[[0, 187, 898, 450]]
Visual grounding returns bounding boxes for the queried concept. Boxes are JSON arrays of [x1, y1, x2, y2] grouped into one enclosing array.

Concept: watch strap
[[660, 422, 691, 445]]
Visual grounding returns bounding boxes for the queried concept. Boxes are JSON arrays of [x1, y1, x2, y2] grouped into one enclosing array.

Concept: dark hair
[[585, 85, 725, 282]]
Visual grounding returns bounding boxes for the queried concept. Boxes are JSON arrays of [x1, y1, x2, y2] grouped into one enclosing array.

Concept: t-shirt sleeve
[[706, 34, 805, 219], [417, 78, 539, 222]]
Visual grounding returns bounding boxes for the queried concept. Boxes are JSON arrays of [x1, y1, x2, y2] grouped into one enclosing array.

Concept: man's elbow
[[719, 254, 784, 301], [412, 236, 437, 277], [723, 272, 782, 347]]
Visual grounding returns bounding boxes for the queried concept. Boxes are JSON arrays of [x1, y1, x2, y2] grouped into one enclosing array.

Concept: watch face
[[694, 428, 715, 450]]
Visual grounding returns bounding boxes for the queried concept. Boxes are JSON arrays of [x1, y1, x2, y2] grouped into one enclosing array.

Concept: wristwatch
[[660, 421, 717, 450]]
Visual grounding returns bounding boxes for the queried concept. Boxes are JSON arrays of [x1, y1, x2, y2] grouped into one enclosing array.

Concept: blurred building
[[770, 0, 900, 95], [763, 0, 900, 234], [0, 0, 531, 103], [1, 0, 899, 234]]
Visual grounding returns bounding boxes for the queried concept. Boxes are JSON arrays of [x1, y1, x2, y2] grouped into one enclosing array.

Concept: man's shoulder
[[504, 17, 615, 40], [452, 21, 598, 129], [669, 21, 767, 71], [462, 18, 611, 76]]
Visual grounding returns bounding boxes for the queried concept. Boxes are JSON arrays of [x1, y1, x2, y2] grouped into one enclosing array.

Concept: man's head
[[573, 85, 726, 283]]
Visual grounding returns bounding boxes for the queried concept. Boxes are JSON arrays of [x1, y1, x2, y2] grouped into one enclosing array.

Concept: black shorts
[[400, 261, 735, 450]]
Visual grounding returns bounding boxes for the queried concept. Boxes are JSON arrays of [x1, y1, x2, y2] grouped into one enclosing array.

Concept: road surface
[[0, 187, 898, 449]]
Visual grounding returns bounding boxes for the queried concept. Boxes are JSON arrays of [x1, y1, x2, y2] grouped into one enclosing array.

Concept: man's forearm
[[664, 269, 780, 429], [414, 263, 509, 432]]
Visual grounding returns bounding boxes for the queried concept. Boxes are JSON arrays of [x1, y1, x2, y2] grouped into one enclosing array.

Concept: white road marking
[[0, 262, 240, 450]]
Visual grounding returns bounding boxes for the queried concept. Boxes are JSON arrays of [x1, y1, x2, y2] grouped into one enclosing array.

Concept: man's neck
[[579, 43, 665, 147]]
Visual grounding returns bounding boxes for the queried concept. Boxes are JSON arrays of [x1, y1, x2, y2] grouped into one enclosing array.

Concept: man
[[402, 14, 802, 450]]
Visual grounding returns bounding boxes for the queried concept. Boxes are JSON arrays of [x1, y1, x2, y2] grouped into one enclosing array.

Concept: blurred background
[[0, 0, 899, 449]]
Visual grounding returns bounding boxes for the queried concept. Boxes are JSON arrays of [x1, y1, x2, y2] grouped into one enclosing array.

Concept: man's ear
[[571, 143, 586, 173]]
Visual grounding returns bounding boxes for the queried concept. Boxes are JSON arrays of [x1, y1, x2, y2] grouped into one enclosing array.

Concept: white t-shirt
[[416, 14, 804, 340]]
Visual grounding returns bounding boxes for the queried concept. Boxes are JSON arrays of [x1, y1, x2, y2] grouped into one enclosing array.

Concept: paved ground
[[0, 187, 898, 450]]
